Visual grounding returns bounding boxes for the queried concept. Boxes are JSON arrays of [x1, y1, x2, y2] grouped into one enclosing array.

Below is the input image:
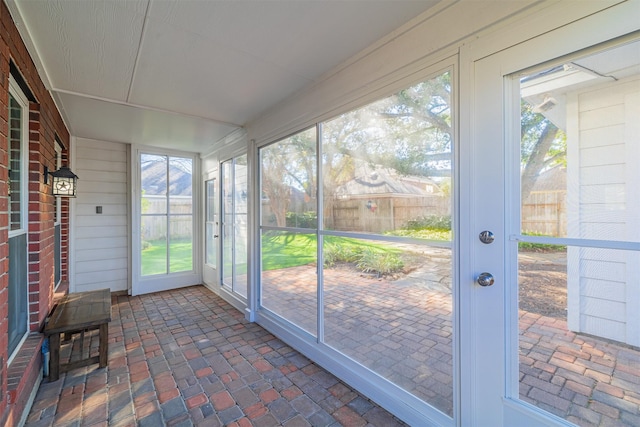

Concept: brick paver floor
[[25, 287, 406, 427], [25, 251, 640, 426], [261, 251, 640, 426]]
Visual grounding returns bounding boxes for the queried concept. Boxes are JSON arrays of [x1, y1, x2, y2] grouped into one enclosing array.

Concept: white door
[[203, 176, 219, 286], [468, 12, 640, 427], [132, 149, 201, 295]]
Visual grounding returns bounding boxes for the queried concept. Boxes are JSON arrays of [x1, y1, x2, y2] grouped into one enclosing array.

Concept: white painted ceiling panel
[[145, 1, 436, 80], [56, 92, 238, 153], [15, 0, 148, 101], [129, 16, 311, 125], [9, 0, 440, 153]]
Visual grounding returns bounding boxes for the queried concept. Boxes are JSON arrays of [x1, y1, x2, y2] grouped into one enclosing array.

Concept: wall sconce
[[46, 166, 79, 197]]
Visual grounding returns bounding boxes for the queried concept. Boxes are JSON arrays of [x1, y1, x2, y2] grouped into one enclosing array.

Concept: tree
[[261, 129, 316, 227], [260, 71, 566, 228], [520, 101, 566, 201]]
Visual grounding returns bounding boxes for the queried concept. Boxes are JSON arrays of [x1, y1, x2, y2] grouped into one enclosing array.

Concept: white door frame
[[202, 170, 219, 289], [131, 145, 202, 296], [461, 3, 640, 425]]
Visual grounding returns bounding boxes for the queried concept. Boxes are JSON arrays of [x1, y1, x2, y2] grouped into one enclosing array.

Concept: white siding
[[73, 138, 130, 293], [568, 76, 640, 345]]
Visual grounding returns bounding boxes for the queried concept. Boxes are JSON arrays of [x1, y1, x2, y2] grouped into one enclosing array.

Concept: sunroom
[[1, 1, 639, 426]]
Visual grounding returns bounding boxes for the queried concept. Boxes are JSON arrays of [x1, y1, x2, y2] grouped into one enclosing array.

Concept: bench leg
[[99, 323, 108, 368], [49, 333, 61, 382]]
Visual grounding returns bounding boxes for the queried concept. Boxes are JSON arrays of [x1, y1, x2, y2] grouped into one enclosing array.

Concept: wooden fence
[[331, 195, 450, 233], [522, 190, 566, 237], [142, 196, 193, 241], [144, 190, 566, 239]]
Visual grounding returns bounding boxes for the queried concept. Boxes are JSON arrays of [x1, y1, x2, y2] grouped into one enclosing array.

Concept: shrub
[[286, 211, 317, 228], [519, 232, 566, 252], [356, 248, 404, 277], [323, 241, 360, 267], [404, 215, 451, 231]]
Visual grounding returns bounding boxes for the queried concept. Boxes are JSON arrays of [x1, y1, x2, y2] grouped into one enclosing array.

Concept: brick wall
[[0, 1, 70, 424]]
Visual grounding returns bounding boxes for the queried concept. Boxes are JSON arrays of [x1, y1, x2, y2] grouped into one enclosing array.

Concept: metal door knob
[[477, 272, 495, 287], [479, 230, 494, 244]]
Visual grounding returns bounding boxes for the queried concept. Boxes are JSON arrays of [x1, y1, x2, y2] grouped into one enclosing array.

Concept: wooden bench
[[44, 289, 111, 381]]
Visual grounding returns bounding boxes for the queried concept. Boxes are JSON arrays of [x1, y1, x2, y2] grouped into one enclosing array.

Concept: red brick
[[253, 360, 272, 373], [259, 388, 279, 404], [195, 367, 213, 378], [332, 406, 366, 427], [153, 372, 177, 392], [211, 391, 235, 411], [158, 389, 180, 404], [244, 403, 268, 420], [281, 386, 303, 401], [184, 348, 201, 360], [185, 393, 208, 409], [134, 401, 158, 419]]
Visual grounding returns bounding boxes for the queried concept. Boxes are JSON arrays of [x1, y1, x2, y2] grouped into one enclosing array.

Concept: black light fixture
[[48, 166, 79, 197]]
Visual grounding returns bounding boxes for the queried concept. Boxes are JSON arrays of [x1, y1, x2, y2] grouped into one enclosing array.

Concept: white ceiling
[[8, 0, 440, 153]]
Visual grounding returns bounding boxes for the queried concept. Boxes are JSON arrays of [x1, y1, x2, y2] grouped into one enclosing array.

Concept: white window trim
[[8, 76, 30, 238], [7, 76, 30, 364]]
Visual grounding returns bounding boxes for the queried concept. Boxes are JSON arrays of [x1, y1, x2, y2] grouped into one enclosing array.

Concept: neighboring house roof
[[531, 166, 566, 192], [142, 161, 192, 196], [335, 163, 441, 198]]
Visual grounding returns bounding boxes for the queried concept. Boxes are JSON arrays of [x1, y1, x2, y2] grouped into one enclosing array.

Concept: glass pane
[[323, 236, 453, 415], [234, 156, 248, 297], [518, 41, 640, 425], [206, 180, 216, 222], [322, 72, 452, 235], [141, 154, 167, 214], [141, 215, 167, 276], [221, 161, 233, 287], [222, 219, 233, 286], [520, 41, 640, 243], [519, 246, 640, 425], [260, 127, 317, 228], [169, 216, 192, 273], [205, 179, 217, 267], [9, 94, 23, 231], [205, 222, 216, 267], [261, 230, 317, 336], [169, 157, 192, 214], [54, 224, 61, 286], [8, 233, 28, 356]]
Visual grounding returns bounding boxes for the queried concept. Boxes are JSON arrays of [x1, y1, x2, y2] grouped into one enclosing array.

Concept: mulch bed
[[518, 251, 567, 319]]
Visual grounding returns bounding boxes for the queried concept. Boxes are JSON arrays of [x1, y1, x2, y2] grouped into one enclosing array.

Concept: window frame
[[8, 76, 29, 238], [7, 76, 31, 362]]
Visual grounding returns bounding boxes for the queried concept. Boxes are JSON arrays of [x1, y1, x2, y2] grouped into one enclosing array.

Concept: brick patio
[[260, 250, 640, 426], [25, 287, 406, 427], [24, 252, 640, 426]]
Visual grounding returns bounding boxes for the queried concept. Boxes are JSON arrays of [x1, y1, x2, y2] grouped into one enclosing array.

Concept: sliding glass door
[[258, 67, 456, 424], [221, 155, 248, 298]]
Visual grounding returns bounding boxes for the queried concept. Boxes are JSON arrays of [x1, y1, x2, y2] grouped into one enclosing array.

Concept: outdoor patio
[[24, 252, 640, 426], [25, 287, 406, 427]]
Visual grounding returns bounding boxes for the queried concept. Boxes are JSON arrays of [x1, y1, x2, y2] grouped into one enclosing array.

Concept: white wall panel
[[73, 138, 130, 292]]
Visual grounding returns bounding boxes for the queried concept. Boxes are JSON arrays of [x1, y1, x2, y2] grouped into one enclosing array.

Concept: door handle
[[477, 272, 495, 287]]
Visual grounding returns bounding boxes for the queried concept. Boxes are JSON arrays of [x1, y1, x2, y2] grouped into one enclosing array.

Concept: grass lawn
[[142, 230, 445, 276], [142, 239, 193, 276], [260, 232, 404, 271]]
